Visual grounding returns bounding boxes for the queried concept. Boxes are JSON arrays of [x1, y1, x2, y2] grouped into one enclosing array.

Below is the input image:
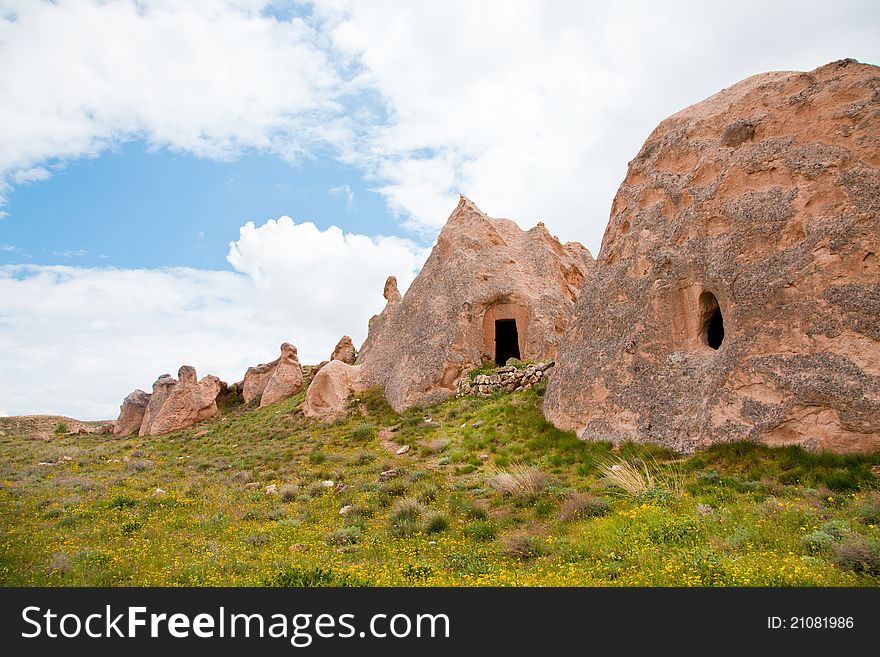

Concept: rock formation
[[114, 389, 150, 437], [358, 196, 593, 411], [139, 366, 225, 436], [241, 342, 304, 406], [259, 342, 304, 407], [302, 360, 367, 420], [330, 335, 357, 365], [544, 59, 880, 454]]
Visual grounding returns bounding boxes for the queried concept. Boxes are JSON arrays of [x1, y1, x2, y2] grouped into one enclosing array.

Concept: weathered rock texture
[[139, 366, 224, 436], [458, 361, 555, 397], [114, 389, 150, 437], [330, 335, 357, 365], [260, 343, 304, 407], [544, 59, 880, 454], [358, 196, 593, 412], [302, 360, 367, 420], [241, 342, 304, 406]]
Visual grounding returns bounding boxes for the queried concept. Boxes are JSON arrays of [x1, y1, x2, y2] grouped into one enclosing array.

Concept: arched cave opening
[[699, 291, 724, 350], [495, 319, 520, 365]]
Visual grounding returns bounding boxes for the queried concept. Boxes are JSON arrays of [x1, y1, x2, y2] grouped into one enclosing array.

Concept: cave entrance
[[699, 291, 724, 350], [495, 319, 521, 365]]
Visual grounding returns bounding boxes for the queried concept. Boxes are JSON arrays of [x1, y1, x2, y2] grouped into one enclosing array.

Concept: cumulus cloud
[[321, 0, 880, 248], [0, 0, 345, 203], [0, 220, 428, 419]]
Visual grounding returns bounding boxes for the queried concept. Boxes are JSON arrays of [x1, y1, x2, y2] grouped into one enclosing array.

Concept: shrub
[[831, 537, 880, 575], [350, 424, 376, 442], [819, 519, 849, 539], [599, 456, 682, 501], [422, 510, 449, 534], [801, 531, 835, 552], [108, 495, 137, 509], [54, 422, 69, 435], [857, 493, 880, 525], [308, 450, 327, 464], [388, 498, 425, 536], [279, 483, 300, 502], [501, 533, 544, 560], [464, 520, 496, 542], [559, 493, 610, 522], [263, 567, 371, 587], [327, 526, 362, 545], [487, 464, 550, 497]]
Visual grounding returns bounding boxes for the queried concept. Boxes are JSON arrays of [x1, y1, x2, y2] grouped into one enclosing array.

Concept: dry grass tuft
[[487, 464, 550, 497]]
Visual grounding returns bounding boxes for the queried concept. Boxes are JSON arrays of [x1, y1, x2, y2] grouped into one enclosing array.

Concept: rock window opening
[[699, 291, 724, 350], [495, 319, 521, 365]]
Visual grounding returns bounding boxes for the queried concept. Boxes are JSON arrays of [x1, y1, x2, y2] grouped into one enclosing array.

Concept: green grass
[[1, 382, 879, 586]]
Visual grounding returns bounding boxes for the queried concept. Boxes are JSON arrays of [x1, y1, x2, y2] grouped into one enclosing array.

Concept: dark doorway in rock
[[699, 291, 724, 350], [495, 319, 520, 365]]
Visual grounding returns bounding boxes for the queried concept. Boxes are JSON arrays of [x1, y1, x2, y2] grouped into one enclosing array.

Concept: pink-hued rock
[[241, 362, 275, 404], [242, 342, 304, 406], [138, 366, 224, 436], [330, 335, 357, 365], [114, 389, 150, 437], [544, 59, 880, 454], [357, 196, 593, 412], [302, 361, 368, 421], [260, 342, 304, 407]]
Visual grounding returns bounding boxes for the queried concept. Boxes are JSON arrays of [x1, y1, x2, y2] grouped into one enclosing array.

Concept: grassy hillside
[[1, 379, 879, 586]]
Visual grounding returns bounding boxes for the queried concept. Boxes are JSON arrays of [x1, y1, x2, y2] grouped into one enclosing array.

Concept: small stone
[[479, 453, 489, 460], [154, 488, 166, 496], [321, 479, 335, 488], [396, 445, 410, 455], [334, 482, 348, 493], [245, 482, 260, 489], [339, 505, 352, 515], [379, 469, 398, 481], [193, 430, 209, 438], [472, 421, 484, 428], [265, 484, 277, 494]]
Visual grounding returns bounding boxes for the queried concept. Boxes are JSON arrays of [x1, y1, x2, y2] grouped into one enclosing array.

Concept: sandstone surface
[[260, 342, 304, 407], [302, 360, 367, 421], [544, 59, 880, 454], [139, 366, 224, 436], [114, 389, 150, 437], [358, 196, 593, 411]]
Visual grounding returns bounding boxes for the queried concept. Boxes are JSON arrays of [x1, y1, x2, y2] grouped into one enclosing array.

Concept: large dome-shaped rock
[[260, 342, 304, 407], [302, 360, 367, 420], [139, 366, 224, 436], [114, 389, 150, 437], [544, 59, 880, 454], [358, 196, 593, 412]]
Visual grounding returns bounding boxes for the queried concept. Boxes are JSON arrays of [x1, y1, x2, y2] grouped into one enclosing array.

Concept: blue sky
[[1, 142, 402, 270], [1, 0, 878, 419]]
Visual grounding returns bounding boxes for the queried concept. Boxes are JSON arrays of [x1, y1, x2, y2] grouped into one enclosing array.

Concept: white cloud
[[0, 220, 427, 419], [321, 0, 880, 249], [328, 183, 355, 209], [2, 1, 879, 248], [0, 0, 346, 202]]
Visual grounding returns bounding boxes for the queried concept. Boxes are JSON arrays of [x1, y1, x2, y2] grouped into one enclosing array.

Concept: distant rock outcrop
[[302, 360, 367, 420], [544, 59, 880, 454], [139, 366, 225, 436], [330, 335, 357, 365], [260, 343, 304, 407], [114, 389, 150, 437], [241, 342, 304, 406], [357, 196, 593, 412]]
